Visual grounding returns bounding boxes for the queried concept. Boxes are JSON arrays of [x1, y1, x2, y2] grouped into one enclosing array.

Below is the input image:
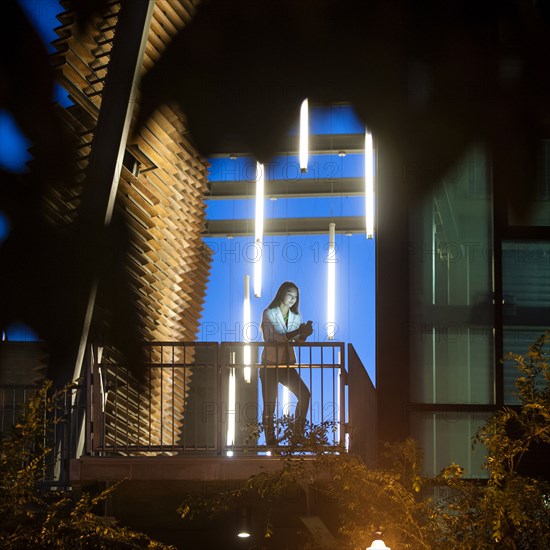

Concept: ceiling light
[[299, 98, 309, 173], [254, 161, 264, 297], [365, 131, 375, 239]]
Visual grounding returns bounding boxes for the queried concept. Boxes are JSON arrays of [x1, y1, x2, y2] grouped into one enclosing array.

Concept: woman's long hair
[[267, 281, 300, 313]]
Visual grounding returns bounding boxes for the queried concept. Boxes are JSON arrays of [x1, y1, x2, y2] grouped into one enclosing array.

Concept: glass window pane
[[411, 412, 489, 478], [410, 326, 493, 403], [508, 139, 550, 226], [409, 145, 494, 403], [502, 241, 550, 404]]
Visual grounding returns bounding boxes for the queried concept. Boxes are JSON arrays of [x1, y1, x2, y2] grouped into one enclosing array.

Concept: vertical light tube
[[327, 222, 336, 340], [243, 275, 251, 383], [282, 386, 290, 418], [299, 98, 309, 173], [254, 161, 264, 297], [227, 366, 236, 448], [365, 131, 375, 239]]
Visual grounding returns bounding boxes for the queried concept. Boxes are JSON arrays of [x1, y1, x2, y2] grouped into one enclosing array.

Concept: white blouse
[[261, 306, 302, 364]]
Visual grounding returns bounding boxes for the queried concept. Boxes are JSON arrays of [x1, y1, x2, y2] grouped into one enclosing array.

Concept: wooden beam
[[207, 177, 365, 199], [205, 216, 365, 236], [208, 133, 366, 158]]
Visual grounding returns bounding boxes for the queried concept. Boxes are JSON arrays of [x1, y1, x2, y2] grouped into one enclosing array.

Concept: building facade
[[377, 139, 550, 477]]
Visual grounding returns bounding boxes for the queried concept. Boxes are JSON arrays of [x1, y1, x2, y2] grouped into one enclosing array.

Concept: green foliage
[[0, 382, 174, 549], [479, 331, 550, 476], [324, 438, 438, 550], [179, 417, 437, 549], [178, 333, 550, 549], [433, 331, 550, 549], [247, 415, 340, 456], [179, 417, 340, 525]]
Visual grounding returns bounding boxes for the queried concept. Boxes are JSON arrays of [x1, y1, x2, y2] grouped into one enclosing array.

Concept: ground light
[[237, 507, 252, 538], [366, 530, 390, 549]]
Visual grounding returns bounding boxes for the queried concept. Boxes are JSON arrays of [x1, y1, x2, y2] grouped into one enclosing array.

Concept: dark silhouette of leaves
[[504, 416, 525, 440], [137, 0, 332, 164], [1, 1, 73, 189], [71, 0, 118, 30], [0, 0, 145, 384], [3, 0, 550, 384], [137, 0, 550, 219]]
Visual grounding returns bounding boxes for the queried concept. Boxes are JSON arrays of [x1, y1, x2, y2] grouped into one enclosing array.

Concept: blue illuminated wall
[[1, 0, 67, 341], [199, 105, 376, 382], [1, 3, 377, 378]]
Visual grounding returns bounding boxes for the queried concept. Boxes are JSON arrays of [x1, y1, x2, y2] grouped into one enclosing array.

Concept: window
[[502, 241, 550, 404], [409, 145, 494, 404]]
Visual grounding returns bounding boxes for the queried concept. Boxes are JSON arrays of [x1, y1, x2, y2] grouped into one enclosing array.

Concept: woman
[[260, 281, 313, 445]]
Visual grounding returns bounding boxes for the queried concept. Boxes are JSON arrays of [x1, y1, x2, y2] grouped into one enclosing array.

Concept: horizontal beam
[[206, 177, 364, 199], [207, 133, 365, 158], [71, 456, 294, 484], [204, 216, 365, 236]]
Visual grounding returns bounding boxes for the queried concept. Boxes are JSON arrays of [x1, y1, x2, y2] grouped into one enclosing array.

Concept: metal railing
[[1, 340, 379, 472], [87, 341, 347, 455], [0, 383, 83, 485], [0, 385, 37, 434]]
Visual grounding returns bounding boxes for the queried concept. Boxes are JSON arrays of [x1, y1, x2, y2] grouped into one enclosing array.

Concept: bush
[[0, 381, 174, 549]]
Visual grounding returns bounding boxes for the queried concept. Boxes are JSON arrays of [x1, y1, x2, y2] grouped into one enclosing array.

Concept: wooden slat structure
[[48, 0, 210, 453]]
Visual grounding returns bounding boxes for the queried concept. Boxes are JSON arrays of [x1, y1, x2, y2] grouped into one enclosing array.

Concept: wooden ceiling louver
[[46, 0, 211, 454]]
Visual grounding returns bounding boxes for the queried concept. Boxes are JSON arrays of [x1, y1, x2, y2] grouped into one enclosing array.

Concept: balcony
[[1, 341, 375, 485]]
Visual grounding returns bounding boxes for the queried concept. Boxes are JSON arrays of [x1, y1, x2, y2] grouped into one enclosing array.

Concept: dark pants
[[259, 365, 311, 445]]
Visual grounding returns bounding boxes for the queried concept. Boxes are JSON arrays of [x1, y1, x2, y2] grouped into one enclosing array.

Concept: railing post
[[64, 385, 73, 479], [85, 345, 91, 454], [347, 343, 377, 466], [66, 344, 93, 472], [91, 344, 103, 453], [216, 343, 223, 453], [85, 344, 95, 454], [340, 343, 347, 447]]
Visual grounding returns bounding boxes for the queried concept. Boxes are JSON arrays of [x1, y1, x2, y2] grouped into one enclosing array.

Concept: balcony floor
[[70, 455, 341, 549], [70, 454, 296, 484]]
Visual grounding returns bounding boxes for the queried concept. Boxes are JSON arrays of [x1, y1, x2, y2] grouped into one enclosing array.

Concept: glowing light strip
[[365, 131, 374, 239], [227, 366, 236, 447], [254, 161, 264, 297], [282, 386, 290, 418], [243, 275, 251, 382], [327, 223, 336, 340], [299, 98, 309, 173]]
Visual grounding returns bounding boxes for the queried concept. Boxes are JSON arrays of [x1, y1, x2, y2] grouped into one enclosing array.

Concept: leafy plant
[[179, 417, 437, 549], [0, 381, 174, 549], [178, 333, 550, 549], [433, 331, 550, 549]]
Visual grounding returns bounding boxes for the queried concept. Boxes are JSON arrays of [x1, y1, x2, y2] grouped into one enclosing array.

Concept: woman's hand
[[285, 321, 313, 341], [299, 321, 313, 339]]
